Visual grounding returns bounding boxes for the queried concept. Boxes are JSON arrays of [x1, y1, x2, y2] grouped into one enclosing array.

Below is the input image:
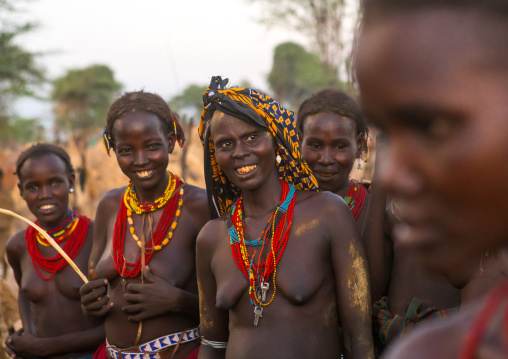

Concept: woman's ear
[[17, 182, 24, 198], [356, 133, 366, 158], [68, 171, 76, 193], [167, 132, 176, 154]]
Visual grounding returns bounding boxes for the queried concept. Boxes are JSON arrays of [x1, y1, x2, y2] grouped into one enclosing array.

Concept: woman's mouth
[[39, 204, 56, 214], [235, 165, 257, 175], [136, 170, 153, 179]]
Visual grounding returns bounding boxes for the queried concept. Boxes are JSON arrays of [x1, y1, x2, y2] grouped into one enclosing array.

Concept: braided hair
[[296, 89, 368, 141], [103, 90, 185, 155], [16, 143, 74, 180]]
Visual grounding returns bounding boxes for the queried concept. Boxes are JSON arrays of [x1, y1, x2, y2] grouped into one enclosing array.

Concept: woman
[[356, 0, 508, 357], [6, 143, 104, 358], [297, 88, 370, 232], [196, 77, 374, 359], [79, 91, 209, 359]]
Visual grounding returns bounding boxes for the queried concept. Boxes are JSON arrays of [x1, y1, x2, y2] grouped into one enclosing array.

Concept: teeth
[[40, 204, 55, 210], [137, 170, 152, 178], [236, 165, 257, 175]]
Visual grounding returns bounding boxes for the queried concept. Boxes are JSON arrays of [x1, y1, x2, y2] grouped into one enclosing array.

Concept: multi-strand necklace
[[26, 210, 90, 280], [343, 179, 367, 221], [228, 179, 296, 326], [113, 171, 184, 278]]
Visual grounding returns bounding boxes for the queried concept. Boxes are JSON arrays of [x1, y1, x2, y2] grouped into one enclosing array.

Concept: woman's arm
[[6, 324, 105, 358], [328, 198, 375, 359], [80, 193, 115, 320], [196, 221, 229, 359]]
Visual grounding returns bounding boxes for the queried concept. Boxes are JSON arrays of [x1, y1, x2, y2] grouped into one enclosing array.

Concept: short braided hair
[[103, 90, 185, 155], [296, 89, 368, 140], [16, 143, 74, 180]]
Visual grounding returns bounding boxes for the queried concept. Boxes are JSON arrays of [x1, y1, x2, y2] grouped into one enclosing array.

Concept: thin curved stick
[[0, 208, 88, 283]]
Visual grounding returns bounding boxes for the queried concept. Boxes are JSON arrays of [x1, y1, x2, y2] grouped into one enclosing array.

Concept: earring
[[357, 159, 362, 170], [69, 188, 74, 193], [276, 153, 282, 165]]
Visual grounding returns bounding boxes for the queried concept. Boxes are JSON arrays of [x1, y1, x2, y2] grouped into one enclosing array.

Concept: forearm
[[18, 291, 35, 334], [38, 325, 105, 357], [198, 345, 226, 359]]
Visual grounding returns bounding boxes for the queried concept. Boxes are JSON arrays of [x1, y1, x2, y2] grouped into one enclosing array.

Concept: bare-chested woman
[[356, 0, 508, 357], [6, 143, 104, 359], [196, 77, 374, 359], [79, 91, 209, 359]]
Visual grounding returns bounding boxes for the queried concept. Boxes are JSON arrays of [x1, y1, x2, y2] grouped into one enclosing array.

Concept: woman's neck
[[241, 173, 283, 218], [335, 177, 352, 198], [135, 171, 170, 204]]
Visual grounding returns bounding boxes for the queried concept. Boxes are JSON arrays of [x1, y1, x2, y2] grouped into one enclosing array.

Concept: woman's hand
[[122, 267, 188, 322], [79, 269, 113, 317], [5, 328, 49, 358]]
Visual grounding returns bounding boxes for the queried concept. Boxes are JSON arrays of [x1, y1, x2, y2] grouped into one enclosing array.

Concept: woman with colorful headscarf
[[196, 76, 374, 359]]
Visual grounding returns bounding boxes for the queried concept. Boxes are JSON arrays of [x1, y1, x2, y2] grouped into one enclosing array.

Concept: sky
[[13, 0, 309, 123]]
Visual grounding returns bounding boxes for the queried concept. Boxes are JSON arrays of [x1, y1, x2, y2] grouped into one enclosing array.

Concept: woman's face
[[210, 111, 278, 192], [112, 112, 174, 193], [356, 10, 508, 276], [18, 154, 74, 228], [301, 113, 361, 193]]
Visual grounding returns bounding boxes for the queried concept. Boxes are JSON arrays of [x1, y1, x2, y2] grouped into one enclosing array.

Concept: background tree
[[250, 0, 358, 80], [0, 0, 45, 145], [51, 64, 121, 193], [268, 42, 343, 107]]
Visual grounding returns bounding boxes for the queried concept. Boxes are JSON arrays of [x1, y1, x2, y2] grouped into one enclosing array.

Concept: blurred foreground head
[[356, 0, 508, 277]]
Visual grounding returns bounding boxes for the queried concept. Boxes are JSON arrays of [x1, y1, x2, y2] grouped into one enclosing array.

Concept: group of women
[[4, 0, 508, 358]]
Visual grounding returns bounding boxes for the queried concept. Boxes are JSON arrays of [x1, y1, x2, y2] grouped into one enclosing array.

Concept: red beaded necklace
[[25, 211, 90, 280], [343, 179, 367, 221], [112, 174, 182, 278], [229, 180, 295, 308]]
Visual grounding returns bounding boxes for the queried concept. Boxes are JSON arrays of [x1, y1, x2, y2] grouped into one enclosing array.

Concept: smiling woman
[[196, 76, 374, 359], [5, 143, 104, 359], [79, 91, 209, 359]]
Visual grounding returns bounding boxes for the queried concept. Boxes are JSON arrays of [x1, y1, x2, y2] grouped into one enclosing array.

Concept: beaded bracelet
[[201, 338, 228, 349]]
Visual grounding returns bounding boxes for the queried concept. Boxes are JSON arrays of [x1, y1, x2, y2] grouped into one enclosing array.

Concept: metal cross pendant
[[253, 305, 263, 326], [260, 281, 269, 303]]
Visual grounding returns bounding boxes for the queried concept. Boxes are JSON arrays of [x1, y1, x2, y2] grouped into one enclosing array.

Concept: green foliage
[[169, 84, 207, 118], [0, 0, 45, 117], [0, 116, 45, 146], [268, 42, 344, 107], [250, 0, 353, 76], [51, 64, 122, 137]]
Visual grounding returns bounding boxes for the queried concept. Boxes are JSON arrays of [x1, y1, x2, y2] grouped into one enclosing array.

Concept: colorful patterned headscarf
[[199, 76, 319, 219]]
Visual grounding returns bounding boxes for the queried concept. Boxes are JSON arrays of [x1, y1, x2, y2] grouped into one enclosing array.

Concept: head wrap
[[199, 76, 319, 219]]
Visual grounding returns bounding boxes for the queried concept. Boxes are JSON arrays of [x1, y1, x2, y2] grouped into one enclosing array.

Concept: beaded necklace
[[35, 209, 78, 246], [124, 171, 176, 214], [228, 179, 296, 326], [113, 173, 184, 278], [25, 211, 90, 280], [343, 179, 367, 221]]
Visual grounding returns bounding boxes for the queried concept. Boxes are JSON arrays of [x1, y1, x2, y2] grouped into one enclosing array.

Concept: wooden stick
[[0, 208, 88, 283]]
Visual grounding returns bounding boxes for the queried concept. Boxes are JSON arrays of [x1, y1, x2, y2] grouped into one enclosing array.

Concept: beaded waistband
[[106, 327, 200, 359]]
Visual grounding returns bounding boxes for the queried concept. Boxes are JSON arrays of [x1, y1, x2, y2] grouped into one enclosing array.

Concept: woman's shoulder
[[295, 190, 350, 216], [196, 216, 227, 247], [6, 229, 27, 257], [98, 186, 127, 209], [181, 184, 210, 224]]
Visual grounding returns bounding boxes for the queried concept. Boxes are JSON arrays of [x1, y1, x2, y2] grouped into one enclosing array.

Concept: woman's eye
[[147, 143, 161, 150], [29, 185, 38, 191], [246, 134, 257, 142], [220, 141, 232, 149], [117, 148, 130, 154]]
